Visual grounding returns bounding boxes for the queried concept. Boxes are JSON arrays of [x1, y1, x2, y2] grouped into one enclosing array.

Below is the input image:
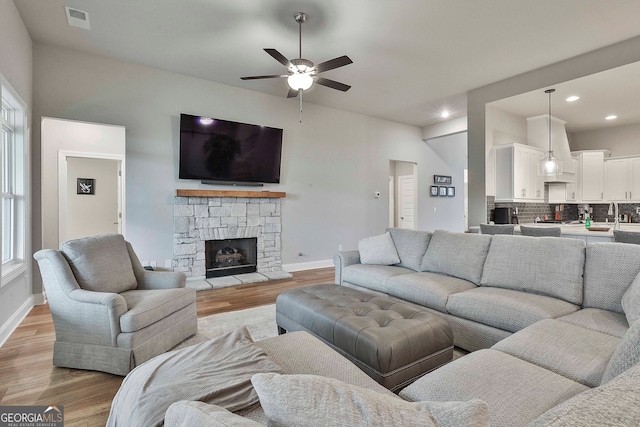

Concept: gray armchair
[[34, 234, 197, 376]]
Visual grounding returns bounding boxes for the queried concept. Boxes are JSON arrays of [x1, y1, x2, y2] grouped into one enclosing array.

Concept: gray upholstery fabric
[[400, 349, 588, 427], [480, 235, 585, 305], [119, 288, 195, 332], [492, 319, 620, 387], [601, 319, 640, 384], [446, 287, 579, 333], [386, 228, 432, 271], [436, 310, 513, 352], [126, 241, 186, 290], [520, 226, 562, 237], [275, 284, 453, 391], [165, 402, 262, 427], [479, 223, 514, 235], [107, 327, 281, 427], [583, 242, 640, 313], [613, 229, 640, 244], [61, 234, 137, 293], [557, 308, 628, 338], [622, 271, 640, 325], [386, 272, 477, 312], [357, 231, 400, 265], [528, 362, 640, 427], [33, 237, 196, 376], [334, 250, 361, 284], [342, 264, 413, 293], [421, 230, 492, 285], [253, 373, 490, 427]]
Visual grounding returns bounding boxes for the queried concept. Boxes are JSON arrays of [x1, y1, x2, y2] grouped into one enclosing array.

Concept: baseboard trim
[[0, 295, 37, 348], [282, 259, 333, 273]]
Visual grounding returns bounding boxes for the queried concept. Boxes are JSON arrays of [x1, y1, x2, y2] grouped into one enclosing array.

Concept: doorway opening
[[389, 160, 417, 229], [58, 153, 125, 245]]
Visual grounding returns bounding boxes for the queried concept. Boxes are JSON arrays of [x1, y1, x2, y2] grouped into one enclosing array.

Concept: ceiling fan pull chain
[[299, 89, 303, 123]]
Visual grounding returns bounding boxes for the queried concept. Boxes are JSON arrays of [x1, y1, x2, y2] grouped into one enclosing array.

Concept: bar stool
[[520, 225, 561, 237], [480, 224, 514, 235], [613, 230, 640, 245]]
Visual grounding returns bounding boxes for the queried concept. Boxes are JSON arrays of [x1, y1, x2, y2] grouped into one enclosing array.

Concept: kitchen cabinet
[[578, 151, 605, 202], [547, 158, 579, 203], [495, 143, 545, 202], [605, 156, 640, 201]]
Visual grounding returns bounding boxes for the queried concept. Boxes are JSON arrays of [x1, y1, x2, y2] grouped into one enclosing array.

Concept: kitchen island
[[470, 223, 640, 243]]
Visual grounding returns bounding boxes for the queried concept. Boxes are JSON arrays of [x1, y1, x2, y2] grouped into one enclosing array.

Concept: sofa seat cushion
[[446, 287, 580, 333], [557, 308, 628, 338], [480, 235, 585, 305], [386, 228, 432, 271], [61, 234, 138, 294], [421, 230, 492, 285], [342, 264, 413, 293], [165, 402, 262, 427], [492, 319, 620, 387], [399, 349, 588, 427], [386, 272, 477, 312], [119, 288, 196, 333], [527, 361, 640, 427]]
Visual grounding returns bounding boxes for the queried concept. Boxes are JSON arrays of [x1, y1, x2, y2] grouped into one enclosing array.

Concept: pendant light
[[538, 88, 563, 176]]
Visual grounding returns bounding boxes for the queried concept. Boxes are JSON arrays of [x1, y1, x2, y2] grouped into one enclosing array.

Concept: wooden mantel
[[176, 189, 286, 198]]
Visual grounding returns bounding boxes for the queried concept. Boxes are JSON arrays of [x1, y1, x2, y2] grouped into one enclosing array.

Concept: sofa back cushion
[[421, 230, 492, 285], [583, 242, 640, 313], [480, 235, 585, 305], [386, 228, 432, 272], [61, 234, 137, 293], [601, 318, 640, 384]]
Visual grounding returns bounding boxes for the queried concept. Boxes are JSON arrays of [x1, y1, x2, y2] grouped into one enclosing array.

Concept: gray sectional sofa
[[332, 228, 640, 425]]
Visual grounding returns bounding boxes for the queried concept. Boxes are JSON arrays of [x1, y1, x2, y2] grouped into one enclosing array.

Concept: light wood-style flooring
[[0, 267, 334, 426]]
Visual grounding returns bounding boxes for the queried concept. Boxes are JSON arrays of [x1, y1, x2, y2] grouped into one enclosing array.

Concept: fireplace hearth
[[206, 238, 257, 278]]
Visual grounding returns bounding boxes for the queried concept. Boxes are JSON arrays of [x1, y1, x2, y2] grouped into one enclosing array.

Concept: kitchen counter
[[469, 223, 640, 243]]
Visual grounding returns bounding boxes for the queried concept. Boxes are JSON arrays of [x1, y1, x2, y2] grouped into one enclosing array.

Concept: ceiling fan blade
[[316, 77, 351, 92], [241, 75, 287, 80], [264, 48, 291, 68], [287, 88, 299, 98], [315, 55, 353, 73]]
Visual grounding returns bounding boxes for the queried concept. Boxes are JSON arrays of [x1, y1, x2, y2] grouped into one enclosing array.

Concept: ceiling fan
[[241, 12, 353, 119]]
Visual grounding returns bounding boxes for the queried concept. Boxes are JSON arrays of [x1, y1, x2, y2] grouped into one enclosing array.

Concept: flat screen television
[[179, 113, 283, 184]]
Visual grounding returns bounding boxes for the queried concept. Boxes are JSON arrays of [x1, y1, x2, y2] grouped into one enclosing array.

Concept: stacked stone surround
[[173, 195, 283, 279]]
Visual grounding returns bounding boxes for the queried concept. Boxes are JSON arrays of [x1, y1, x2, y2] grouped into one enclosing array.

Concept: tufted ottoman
[[275, 284, 453, 391]]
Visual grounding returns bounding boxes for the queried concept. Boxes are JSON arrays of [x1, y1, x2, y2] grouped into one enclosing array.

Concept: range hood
[[527, 114, 576, 183]]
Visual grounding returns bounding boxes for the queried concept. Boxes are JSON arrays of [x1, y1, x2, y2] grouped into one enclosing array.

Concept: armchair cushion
[[61, 234, 137, 294], [119, 288, 196, 333]]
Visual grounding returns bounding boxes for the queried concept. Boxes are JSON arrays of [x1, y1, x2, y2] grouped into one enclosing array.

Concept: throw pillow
[[165, 401, 262, 427], [601, 318, 640, 384], [358, 232, 401, 265], [252, 373, 490, 427], [622, 271, 640, 325]]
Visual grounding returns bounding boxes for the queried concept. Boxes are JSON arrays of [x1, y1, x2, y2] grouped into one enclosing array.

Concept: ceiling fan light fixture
[[199, 117, 213, 125], [287, 73, 313, 91]]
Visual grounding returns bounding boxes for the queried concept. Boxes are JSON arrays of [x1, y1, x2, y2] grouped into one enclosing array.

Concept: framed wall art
[[434, 175, 452, 185], [439, 186, 448, 197], [77, 178, 95, 195], [447, 187, 455, 197], [430, 186, 439, 197]]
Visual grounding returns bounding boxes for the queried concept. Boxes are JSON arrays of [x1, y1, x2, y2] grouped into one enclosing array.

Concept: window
[[1, 75, 27, 284]]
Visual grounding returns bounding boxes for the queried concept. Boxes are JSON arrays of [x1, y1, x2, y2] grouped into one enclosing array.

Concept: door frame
[[58, 150, 126, 246]]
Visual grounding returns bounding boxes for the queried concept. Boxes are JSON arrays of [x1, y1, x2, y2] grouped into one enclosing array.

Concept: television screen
[[179, 114, 283, 184]]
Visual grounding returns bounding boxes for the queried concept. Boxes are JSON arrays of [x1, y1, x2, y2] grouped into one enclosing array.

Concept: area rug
[[174, 304, 278, 350]]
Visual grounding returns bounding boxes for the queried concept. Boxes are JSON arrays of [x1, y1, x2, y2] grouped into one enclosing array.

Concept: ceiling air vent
[[65, 6, 90, 30]]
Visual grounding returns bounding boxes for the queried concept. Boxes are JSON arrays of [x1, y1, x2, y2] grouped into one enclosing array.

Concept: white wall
[[31, 43, 462, 273], [570, 122, 640, 157], [0, 0, 33, 344], [41, 118, 125, 250]]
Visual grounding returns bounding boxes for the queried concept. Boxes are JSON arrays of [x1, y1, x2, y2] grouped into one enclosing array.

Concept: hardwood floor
[[0, 267, 334, 426]]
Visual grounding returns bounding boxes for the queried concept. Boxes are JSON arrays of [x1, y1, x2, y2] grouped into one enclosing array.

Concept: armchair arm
[[333, 250, 361, 285], [125, 240, 187, 289]]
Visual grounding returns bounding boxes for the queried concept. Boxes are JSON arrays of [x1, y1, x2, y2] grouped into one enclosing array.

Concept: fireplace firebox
[[205, 238, 257, 278]]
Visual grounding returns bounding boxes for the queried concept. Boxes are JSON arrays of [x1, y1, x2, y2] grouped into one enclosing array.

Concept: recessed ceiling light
[[605, 115, 618, 120], [566, 96, 580, 102], [441, 110, 450, 119]]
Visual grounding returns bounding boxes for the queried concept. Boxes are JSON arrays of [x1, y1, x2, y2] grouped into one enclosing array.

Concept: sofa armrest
[[333, 250, 361, 285], [136, 270, 187, 290]]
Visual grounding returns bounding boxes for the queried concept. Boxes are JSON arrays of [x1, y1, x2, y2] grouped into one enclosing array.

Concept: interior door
[[397, 175, 415, 229], [61, 157, 122, 243]]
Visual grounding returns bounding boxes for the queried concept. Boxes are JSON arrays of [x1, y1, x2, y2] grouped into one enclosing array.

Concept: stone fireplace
[[173, 190, 291, 287]]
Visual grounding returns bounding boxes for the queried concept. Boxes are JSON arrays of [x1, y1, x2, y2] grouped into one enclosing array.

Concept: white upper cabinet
[[605, 157, 640, 201], [495, 143, 545, 202], [578, 151, 605, 202]]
